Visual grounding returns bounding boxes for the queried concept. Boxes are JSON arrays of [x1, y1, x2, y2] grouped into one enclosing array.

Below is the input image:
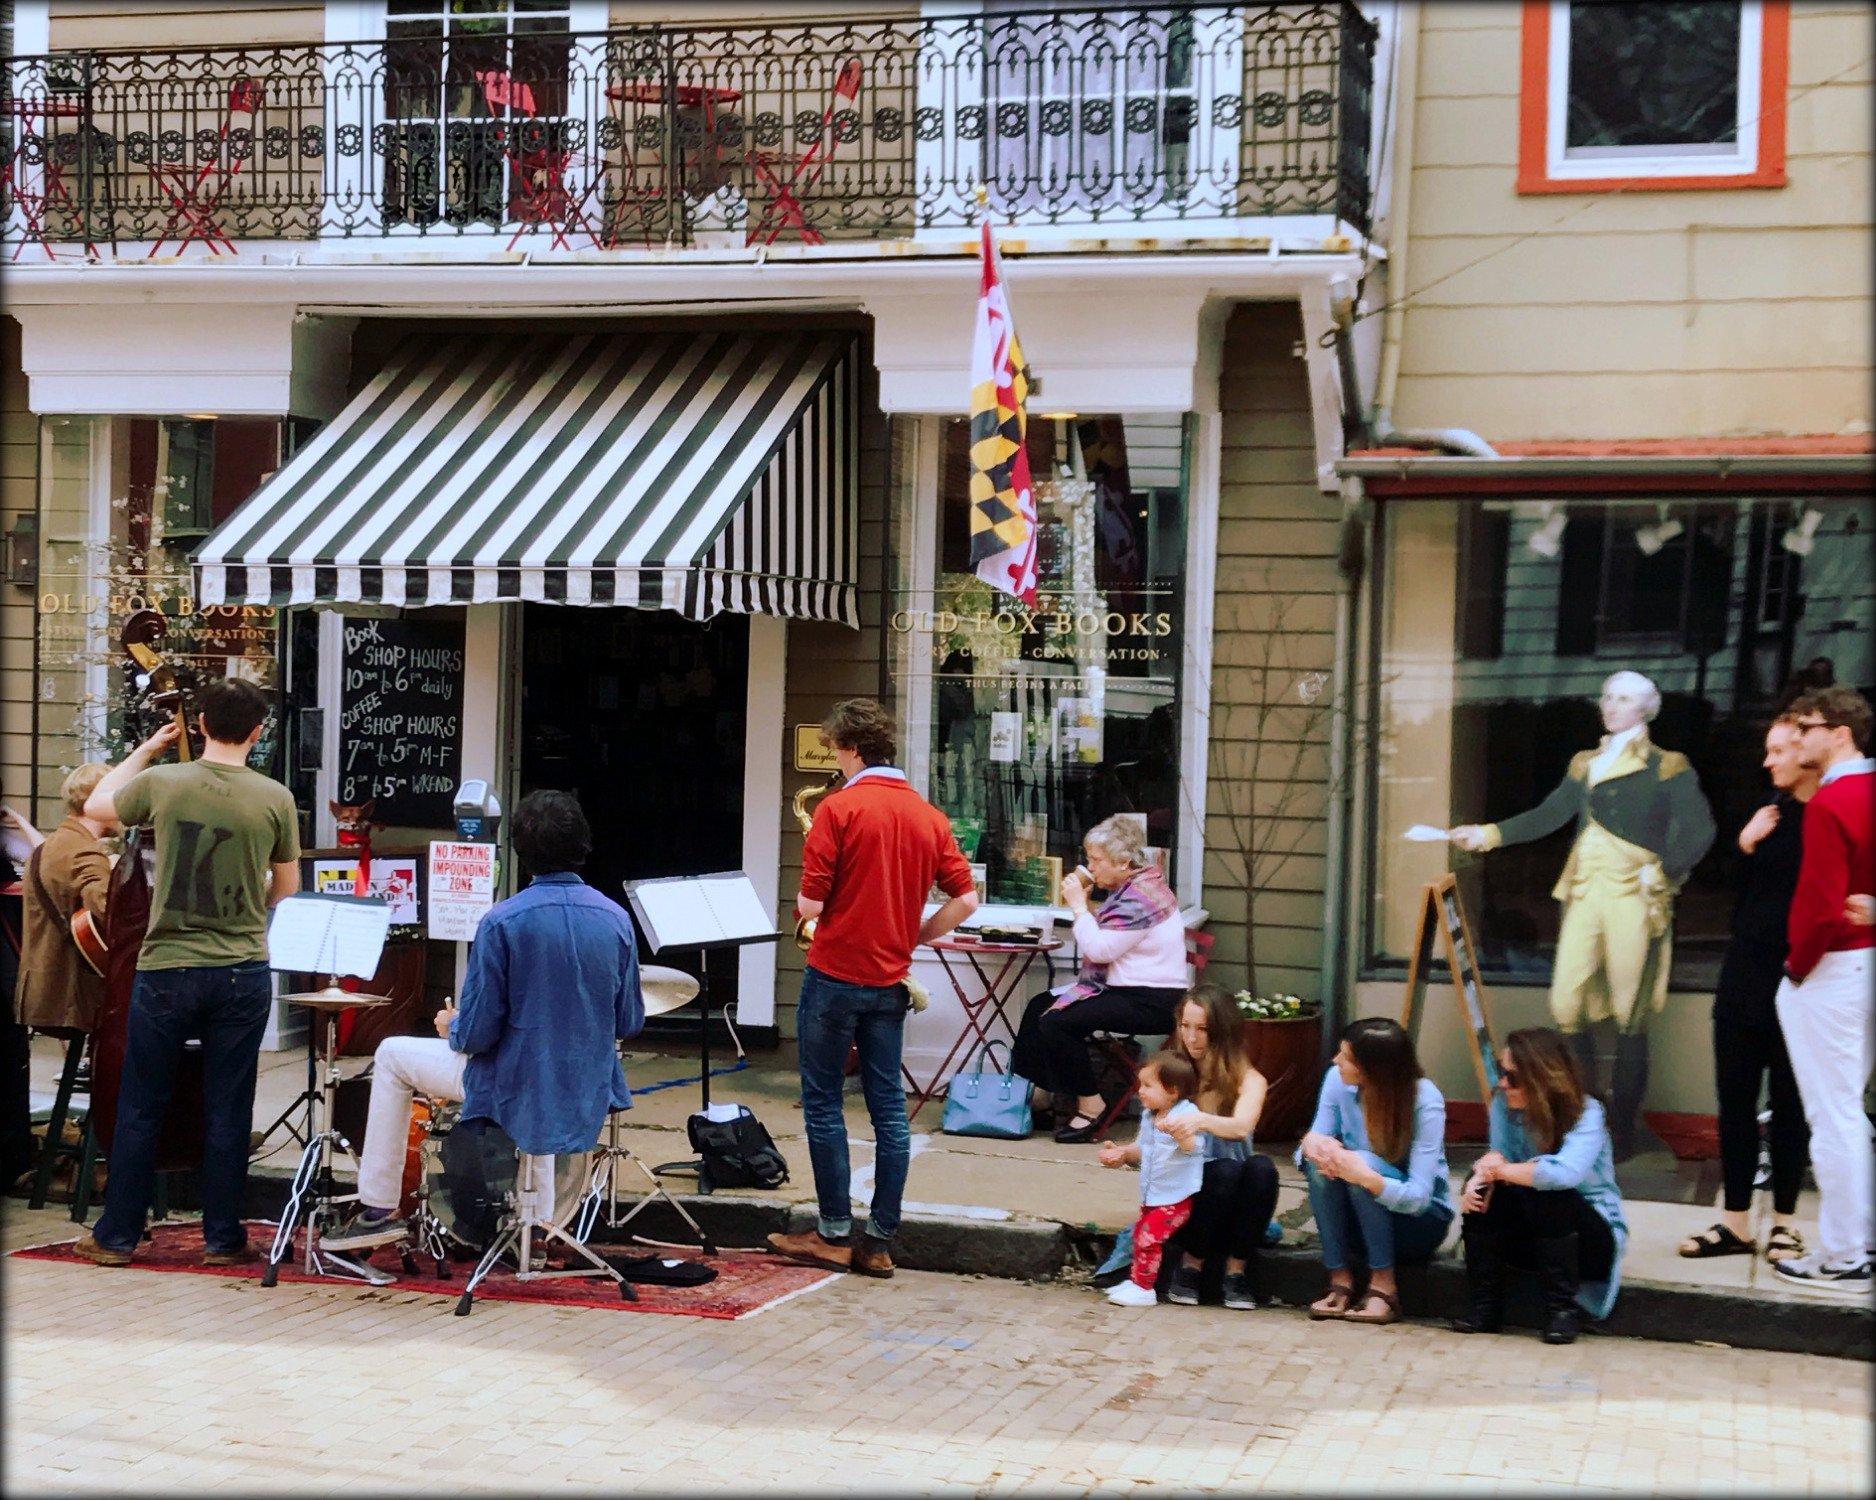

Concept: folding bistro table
[[904, 937, 1060, 1123]]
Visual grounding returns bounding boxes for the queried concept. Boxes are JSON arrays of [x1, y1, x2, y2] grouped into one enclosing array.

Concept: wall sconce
[[1526, 504, 1567, 558], [1781, 508, 1824, 557], [2, 512, 37, 588], [1634, 504, 1684, 557]]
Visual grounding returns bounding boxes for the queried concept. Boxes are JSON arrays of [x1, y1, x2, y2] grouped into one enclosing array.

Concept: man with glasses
[[1772, 686, 1875, 1297]]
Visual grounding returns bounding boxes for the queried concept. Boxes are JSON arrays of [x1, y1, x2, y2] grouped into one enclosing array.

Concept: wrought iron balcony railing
[[2, 2, 1375, 257]]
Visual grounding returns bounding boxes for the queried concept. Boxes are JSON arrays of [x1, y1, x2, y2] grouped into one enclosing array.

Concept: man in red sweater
[[768, 699, 978, 1277], [1773, 685, 1875, 1297]]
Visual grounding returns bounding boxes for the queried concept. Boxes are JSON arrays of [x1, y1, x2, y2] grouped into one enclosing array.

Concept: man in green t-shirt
[[75, 679, 301, 1268]]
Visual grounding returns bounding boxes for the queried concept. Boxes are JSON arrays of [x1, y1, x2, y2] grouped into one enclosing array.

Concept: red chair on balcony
[[476, 68, 604, 251], [146, 78, 260, 257], [3, 98, 92, 260], [744, 57, 862, 248]]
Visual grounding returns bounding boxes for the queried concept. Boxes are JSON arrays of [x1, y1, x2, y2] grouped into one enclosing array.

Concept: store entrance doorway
[[519, 605, 749, 1025]]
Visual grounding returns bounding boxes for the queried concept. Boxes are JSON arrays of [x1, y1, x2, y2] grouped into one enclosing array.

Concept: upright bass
[[87, 610, 206, 1163]]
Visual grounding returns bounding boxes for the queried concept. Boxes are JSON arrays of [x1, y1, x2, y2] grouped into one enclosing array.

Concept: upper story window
[[1518, 1, 1789, 192]]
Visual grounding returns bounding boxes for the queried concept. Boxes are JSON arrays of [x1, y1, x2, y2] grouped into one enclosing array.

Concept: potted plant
[[1235, 991, 1324, 1143]]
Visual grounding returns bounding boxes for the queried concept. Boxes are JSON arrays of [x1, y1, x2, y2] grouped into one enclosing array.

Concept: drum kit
[[261, 965, 715, 1314]]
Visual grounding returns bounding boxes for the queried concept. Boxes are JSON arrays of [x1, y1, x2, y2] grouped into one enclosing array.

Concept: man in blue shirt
[[327, 791, 642, 1251]]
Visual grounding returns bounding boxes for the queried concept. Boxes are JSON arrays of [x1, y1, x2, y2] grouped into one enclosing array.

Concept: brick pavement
[[3, 1206, 1868, 1496]]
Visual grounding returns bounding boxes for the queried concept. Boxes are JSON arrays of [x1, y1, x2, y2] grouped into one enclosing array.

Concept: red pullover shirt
[[799, 769, 974, 987], [1785, 761, 1875, 983]]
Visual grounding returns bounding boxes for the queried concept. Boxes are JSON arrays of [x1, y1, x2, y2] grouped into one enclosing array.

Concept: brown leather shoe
[[851, 1238, 895, 1279], [71, 1234, 132, 1267], [765, 1230, 852, 1272], [202, 1245, 259, 1268]]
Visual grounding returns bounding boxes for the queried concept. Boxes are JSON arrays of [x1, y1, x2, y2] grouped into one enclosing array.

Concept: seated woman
[[1009, 814, 1188, 1144], [1157, 983, 1278, 1310], [1451, 1027, 1628, 1346], [1298, 1017, 1455, 1326]]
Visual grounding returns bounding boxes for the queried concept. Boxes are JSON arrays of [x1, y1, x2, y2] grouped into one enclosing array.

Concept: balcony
[[2, 2, 1374, 260]]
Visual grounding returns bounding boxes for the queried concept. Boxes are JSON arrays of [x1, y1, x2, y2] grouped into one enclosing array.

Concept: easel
[[1399, 874, 1498, 1107]]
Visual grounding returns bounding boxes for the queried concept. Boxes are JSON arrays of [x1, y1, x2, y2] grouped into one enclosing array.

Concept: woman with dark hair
[[1451, 1027, 1627, 1345], [1297, 1017, 1454, 1326], [1152, 984, 1278, 1310]]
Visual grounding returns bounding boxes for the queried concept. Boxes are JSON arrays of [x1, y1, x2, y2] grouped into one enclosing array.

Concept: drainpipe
[[1316, 472, 1365, 1047]]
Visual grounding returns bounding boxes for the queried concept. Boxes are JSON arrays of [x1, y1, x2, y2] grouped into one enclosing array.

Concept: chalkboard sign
[[1400, 873, 1498, 1103], [337, 616, 465, 827]]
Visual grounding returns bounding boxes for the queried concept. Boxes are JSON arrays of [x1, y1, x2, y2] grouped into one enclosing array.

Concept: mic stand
[[651, 932, 781, 1195]]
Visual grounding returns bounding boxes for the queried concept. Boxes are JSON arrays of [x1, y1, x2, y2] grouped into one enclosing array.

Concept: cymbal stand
[[455, 1153, 635, 1316], [573, 1105, 717, 1255], [260, 995, 394, 1288]]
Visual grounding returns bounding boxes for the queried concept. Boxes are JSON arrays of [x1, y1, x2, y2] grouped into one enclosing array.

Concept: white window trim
[[1544, 0, 1763, 182]]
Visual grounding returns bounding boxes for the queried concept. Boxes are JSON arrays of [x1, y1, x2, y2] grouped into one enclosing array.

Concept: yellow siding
[[1203, 305, 1342, 1001], [1392, 0, 1875, 440], [0, 319, 35, 823], [49, 1, 324, 51]]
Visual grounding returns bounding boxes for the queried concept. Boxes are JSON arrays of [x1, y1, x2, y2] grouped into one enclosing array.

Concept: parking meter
[[452, 779, 503, 842]]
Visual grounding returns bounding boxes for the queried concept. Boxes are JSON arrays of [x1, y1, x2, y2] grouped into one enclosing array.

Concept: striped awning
[[194, 329, 860, 626]]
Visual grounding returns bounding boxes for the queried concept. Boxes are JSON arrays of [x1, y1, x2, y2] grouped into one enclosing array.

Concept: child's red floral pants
[[1130, 1198, 1194, 1289]]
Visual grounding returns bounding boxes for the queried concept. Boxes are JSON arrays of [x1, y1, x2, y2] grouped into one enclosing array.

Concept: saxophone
[[791, 769, 928, 1012]]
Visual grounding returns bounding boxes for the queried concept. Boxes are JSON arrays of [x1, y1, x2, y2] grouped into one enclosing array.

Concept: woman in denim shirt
[[1297, 1018, 1454, 1326], [1452, 1027, 1628, 1346]]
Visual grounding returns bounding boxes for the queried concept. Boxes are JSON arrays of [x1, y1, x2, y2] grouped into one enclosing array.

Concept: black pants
[[1713, 1011, 1809, 1215], [1009, 985, 1186, 1098], [1468, 1182, 1616, 1281], [1180, 1155, 1279, 1263], [0, 920, 34, 1182]]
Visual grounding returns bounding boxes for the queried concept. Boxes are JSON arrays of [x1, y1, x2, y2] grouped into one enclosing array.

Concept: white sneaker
[[1771, 1252, 1873, 1298], [1105, 1280, 1158, 1307]]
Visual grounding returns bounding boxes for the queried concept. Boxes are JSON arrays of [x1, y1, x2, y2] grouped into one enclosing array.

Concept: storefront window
[[898, 414, 1188, 906], [33, 417, 286, 813], [1367, 496, 1874, 985]]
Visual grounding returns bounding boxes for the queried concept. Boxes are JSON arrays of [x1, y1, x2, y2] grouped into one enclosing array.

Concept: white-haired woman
[[1010, 815, 1189, 1144]]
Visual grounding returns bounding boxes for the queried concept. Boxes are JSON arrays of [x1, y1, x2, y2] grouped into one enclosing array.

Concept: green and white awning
[[194, 329, 860, 625]]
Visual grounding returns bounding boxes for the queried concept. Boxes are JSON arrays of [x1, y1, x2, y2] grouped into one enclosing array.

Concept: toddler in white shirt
[[1100, 1051, 1204, 1306]]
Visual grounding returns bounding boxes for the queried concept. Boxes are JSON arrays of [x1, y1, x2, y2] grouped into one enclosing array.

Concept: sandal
[[1765, 1225, 1806, 1264], [1342, 1288, 1401, 1325], [1678, 1223, 1755, 1259], [1308, 1285, 1353, 1320]]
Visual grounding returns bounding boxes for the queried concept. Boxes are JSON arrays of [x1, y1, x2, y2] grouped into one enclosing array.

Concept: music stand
[[623, 874, 781, 1195], [259, 894, 394, 1287]]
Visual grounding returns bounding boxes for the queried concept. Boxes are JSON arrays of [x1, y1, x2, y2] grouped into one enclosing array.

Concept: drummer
[[325, 791, 642, 1253]]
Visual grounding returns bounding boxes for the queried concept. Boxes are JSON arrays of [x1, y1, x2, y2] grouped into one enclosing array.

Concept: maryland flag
[[968, 220, 1038, 606]]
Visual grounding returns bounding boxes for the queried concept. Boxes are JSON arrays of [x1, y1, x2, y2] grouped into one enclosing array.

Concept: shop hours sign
[[338, 617, 465, 828]]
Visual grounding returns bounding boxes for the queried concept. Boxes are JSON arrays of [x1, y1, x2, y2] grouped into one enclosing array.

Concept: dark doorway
[[519, 606, 748, 1025]]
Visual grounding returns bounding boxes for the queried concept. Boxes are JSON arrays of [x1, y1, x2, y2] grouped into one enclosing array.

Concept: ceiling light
[[1781, 508, 1824, 557], [1526, 505, 1567, 558]]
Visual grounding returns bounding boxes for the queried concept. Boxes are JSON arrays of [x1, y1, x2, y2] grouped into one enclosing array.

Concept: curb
[[213, 1166, 1876, 1359]]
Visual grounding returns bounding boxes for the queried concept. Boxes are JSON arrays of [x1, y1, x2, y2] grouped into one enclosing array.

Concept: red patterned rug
[[11, 1221, 836, 1320]]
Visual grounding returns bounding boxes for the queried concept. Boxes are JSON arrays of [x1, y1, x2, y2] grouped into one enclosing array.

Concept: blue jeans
[[1305, 1155, 1452, 1272], [796, 966, 911, 1242], [93, 962, 272, 1255]]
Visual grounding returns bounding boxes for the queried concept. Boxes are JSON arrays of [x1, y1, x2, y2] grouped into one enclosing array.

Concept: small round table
[[905, 937, 1061, 1123]]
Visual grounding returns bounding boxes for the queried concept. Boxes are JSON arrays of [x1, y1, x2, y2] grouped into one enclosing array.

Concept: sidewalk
[[25, 1034, 1871, 1359]]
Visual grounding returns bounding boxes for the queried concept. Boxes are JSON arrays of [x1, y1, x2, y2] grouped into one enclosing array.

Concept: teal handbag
[[941, 1041, 1033, 1139]]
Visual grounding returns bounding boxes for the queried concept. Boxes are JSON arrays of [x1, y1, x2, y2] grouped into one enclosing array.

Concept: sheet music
[[626, 872, 774, 952], [267, 893, 391, 978]]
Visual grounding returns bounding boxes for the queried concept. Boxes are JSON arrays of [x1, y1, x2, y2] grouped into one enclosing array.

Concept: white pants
[[355, 1036, 557, 1224], [1775, 948, 1875, 1263]]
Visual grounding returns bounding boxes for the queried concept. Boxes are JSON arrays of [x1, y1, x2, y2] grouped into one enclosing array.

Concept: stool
[[1084, 926, 1215, 1142], [29, 1027, 91, 1211]]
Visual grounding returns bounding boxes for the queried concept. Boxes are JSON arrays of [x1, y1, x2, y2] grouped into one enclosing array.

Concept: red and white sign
[[427, 841, 497, 942]]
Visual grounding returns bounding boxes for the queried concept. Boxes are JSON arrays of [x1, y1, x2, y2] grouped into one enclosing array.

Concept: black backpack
[[686, 1105, 789, 1192]]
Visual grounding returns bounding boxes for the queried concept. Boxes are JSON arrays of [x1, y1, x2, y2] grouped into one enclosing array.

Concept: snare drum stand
[[261, 994, 395, 1288], [574, 1105, 717, 1256]]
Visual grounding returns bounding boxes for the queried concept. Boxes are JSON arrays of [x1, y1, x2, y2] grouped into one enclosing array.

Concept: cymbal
[[641, 964, 700, 1017], [283, 985, 392, 1011]]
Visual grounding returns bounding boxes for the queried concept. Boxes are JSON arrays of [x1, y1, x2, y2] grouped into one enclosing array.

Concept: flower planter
[[1642, 1110, 1721, 1162], [1240, 1014, 1323, 1143], [1444, 1099, 1491, 1144]]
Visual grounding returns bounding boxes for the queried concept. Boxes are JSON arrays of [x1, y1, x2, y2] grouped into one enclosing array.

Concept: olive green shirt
[[114, 762, 301, 971]]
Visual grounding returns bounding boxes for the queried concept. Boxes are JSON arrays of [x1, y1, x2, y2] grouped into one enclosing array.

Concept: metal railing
[[2, 2, 1375, 256]]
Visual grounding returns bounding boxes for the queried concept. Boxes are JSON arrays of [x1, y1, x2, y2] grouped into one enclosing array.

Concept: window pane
[[1565, 1, 1741, 151], [916, 415, 1187, 906], [1369, 498, 1874, 989]]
